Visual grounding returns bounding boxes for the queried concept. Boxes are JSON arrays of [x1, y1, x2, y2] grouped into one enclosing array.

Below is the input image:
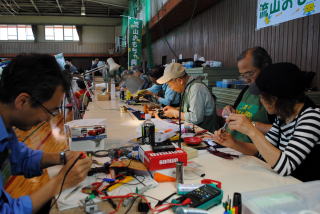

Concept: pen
[[64, 185, 83, 200]]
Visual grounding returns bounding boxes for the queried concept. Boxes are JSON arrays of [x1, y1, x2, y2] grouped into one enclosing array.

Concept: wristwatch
[[59, 151, 66, 165]]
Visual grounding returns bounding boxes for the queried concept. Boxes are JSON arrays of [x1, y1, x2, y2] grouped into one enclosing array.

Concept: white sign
[[257, 0, 320, 30]]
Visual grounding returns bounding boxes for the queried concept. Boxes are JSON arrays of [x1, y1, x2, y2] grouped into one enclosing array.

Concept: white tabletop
[[81, 99, 301, 213]]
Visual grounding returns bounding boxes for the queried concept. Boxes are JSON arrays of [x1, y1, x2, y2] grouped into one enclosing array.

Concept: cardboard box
[[97, 92, 111, 101], [69, 138, 106, 151], [64, 119, 107, 151], [139, 145, 187, 171]]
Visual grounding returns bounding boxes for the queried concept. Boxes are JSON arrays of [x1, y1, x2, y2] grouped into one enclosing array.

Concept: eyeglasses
[[30, 96, 61, 117], [239, 70, 257, 79]]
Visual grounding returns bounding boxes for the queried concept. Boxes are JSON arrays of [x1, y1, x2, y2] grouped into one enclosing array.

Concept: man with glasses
[[217, 47, 274, 144], [0, 54, 92, 214], [158, 63, 218, 132]]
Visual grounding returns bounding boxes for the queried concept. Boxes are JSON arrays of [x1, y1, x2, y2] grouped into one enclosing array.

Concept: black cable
[[142, 194, 161, 201], [155, 192, 176, 207], [155, 0, 199, 61], [122, 175, 146, 185], [188, 0, 199, 55], [133, 175, 146, 186], [49, 155, 82, 210], [178, 79, 196, 148], [63, 94, 66, 124], [178, 93, 183, 148], [155, 2, 178, 59], [21, 121, 46, 142], [124, 196, 138, 214]]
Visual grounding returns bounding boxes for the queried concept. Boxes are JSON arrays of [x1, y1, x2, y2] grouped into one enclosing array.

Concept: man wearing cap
[[157, 63, 218, 132], [218, 47, 274, 144], [214, 63, 320, 181], [143, 65, 180, 107]]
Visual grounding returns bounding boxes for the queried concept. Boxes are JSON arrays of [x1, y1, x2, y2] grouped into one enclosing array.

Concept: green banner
[[128, 17, 142, 70]]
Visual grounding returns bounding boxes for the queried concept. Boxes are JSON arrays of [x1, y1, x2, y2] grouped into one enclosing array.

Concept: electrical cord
[[188, 0, 199, 55], [101, 192, 191, 214], [155, 0, 199, 62], [133, 175, 146, 186], [49, 154, 83, 210], [155, 1, 178, 59], [21, 121, 46, 142], [124, 196, 138, 214], [142, 194, 161, 201], [178, 78, 196, 148], [121, 175, 146, 186]]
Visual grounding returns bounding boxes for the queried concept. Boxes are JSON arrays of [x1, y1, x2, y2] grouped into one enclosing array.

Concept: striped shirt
[[265, 107, 320, 181]]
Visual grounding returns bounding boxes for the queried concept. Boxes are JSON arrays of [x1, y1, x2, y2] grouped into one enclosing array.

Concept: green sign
[[128, 17, 142, 70]]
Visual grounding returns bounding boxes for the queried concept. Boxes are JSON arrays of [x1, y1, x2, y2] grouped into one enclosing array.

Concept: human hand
[[163, 106, 179, 118], [222, 105, 235, 118], [226, 114, 255, 136], [65, 151, 81, 163], [138, 90, 152, 96], [212, 129, 236, 148], [56, 154, 92, 191]]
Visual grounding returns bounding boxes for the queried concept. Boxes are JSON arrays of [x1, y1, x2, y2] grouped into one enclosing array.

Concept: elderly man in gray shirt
[[157, 63, 218, 132]]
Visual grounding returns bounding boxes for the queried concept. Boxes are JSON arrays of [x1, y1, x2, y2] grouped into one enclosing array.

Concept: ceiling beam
[[86, 0, 128, 9], [3, 0, 18, 14], [0, 1, 15, 15], [55, 0, 62, 13], [0, 15, 122, 26], [30, 0, 40, 14], [12, 0, 21, 9], [38, 0, 58, 7]]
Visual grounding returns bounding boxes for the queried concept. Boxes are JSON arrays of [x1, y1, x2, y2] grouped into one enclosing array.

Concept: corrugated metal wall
[[0, 42, 115, 55], [150, 0, 320, 87]]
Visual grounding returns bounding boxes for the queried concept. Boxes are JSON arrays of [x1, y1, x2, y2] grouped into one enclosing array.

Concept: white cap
[[157, 63, 186, 84]]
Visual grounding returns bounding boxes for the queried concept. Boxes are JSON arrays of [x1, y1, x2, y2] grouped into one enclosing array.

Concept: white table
[[56, 99, 300, 214]]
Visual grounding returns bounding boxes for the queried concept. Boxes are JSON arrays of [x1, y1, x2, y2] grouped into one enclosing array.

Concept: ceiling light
[[81, 6, 86, 16]]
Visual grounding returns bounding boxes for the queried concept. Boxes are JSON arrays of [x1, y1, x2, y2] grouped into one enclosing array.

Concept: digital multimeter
[[172, 184, 223, 211]]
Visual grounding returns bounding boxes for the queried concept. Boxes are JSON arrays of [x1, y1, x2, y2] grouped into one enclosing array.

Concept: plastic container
[[184, 137, 202, 145], [242, 181, 320, 214]]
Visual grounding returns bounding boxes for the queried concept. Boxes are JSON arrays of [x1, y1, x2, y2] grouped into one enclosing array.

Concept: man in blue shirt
[[0, 54, 92, 214], [65, 58, 78, 74], [144, 65, 180, 107], [132, 66, 152, 90]]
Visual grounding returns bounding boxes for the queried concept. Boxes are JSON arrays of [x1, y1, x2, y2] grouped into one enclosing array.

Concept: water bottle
[[111, 79, 116, 99], [120, 87, 125, 100], [141, 114, 155, 145]]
